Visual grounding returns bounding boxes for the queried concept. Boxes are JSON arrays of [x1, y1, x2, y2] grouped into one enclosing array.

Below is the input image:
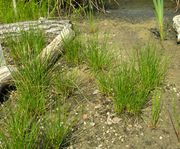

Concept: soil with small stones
[[65, 2, 180, 149], [1, 1, 180, 149]]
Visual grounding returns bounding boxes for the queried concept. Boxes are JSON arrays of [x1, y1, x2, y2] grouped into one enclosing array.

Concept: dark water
[[106, 0, 178, 22], [115, 0, 175, 8]]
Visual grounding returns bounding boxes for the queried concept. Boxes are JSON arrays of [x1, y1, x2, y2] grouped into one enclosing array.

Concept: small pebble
[[173, 87, 177, 92], [177, 93, 180, 97], [90, 122, 95, 126], [98, 144, 103, 148], [93, 90, 99, 95], [112, 117, 122, 123], [95, 104, 101, 109], [121, 138, 124, 142], [97, 137, 101, 141]]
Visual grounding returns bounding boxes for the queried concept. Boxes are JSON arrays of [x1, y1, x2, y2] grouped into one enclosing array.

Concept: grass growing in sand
[[0, 29, 80, 148], [97, 44, 167, 114]]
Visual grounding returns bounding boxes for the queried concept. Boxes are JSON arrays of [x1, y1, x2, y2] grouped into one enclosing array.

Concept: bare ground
[[64, 7, 180, 149]]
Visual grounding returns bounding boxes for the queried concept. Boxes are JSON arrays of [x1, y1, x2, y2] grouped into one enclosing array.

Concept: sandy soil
[[64, 5, 180, 149], [1, 1, 180, 149]]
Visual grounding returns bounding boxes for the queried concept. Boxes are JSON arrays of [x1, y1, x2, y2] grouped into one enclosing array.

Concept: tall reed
[[153, 0, 164, 40]]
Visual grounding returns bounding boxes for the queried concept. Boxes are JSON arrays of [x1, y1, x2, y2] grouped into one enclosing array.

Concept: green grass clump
[[0, 29, 79, 148], [97, 44, 167, 114], [136, 44, 167, 90], [0, 0, 118, 24], [0, 105, 40, 148], [63, 37, 85, 65], [53, 69, 78, 98], [84, 36, 113, 72], [6, 29, 50, 115], [0, 0, 50, 23], [97, 71, 113, 96], [42, 100, 80, 148], [63, 34, 113, 73], [113, 60, 146, 114]]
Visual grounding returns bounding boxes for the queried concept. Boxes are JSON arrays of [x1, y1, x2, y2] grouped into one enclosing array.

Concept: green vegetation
[[63, 28, 167, 115], [53, 69, 78, 97], [0, 0, 116, 23], [97, 45, 167, 114], [0, 104, 40, 148], [43, 100, 80, 148], [84, 36, 113, 72], [63, 37, 85, 65], [151, 87, 163, 128], [153, 0, 164, 40], [0, 30, 80, 148], [0, 0, 175, 146], [64, 34, 113, 72], [6, 29, 49, 115], [173, 91, 180, 142]]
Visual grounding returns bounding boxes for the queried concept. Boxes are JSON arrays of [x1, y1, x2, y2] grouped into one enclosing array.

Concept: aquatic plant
[[153, 0, 164, 40]]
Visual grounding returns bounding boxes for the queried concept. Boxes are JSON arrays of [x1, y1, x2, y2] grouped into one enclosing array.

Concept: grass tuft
[[0, 104, 40, 148], [53, 69, 78, 98], [97, 44, 167, 114], [42, 100, 81, 148], [84, 36, 113, 72], [1, 28, 80, 148], [5, 29, 50, 115], [63, 37, 85, 65]]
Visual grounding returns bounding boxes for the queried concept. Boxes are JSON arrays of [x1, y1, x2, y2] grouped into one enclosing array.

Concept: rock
[[90, 122, 95, 126], [173, 15, 180, 43], [97, 137, 101, 141], [93, 89, 99, 95], [112, 117, 122, 124], [107, 118, 113, 125], [67, 146, 73, 149], [107, 114, 113, 125], [94, 104, 101, 109]]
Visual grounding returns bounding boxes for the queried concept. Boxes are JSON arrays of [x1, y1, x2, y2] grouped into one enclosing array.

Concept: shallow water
[[115, 0, 175, 8], [107, 0, 178, 21]]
